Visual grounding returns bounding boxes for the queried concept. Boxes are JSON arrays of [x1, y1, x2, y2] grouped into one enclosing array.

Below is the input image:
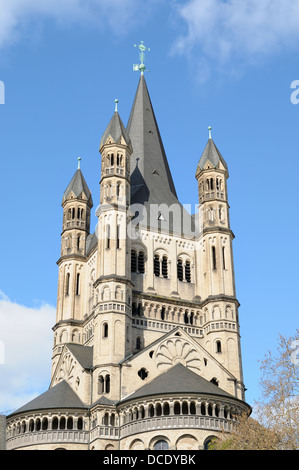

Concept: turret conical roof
[[62, 168, 93, 205], [100, 110, 132, 150], [196, 137, 228, 175]]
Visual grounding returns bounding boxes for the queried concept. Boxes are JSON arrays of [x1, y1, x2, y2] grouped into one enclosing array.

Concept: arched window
[[177, 259, 183, 281], [77, 235, 81, 250], [154, 255, 160, 277], [174, 402, 181, 415], [60, 417, 66, 430], [138, 251, 145, 274], [162, 256, 168, 278], [185, 261, 191, 283], [65, 273, 70, 296], [103, 323, 109, 338], [67, 417, 73, 430], [105, 375, 110, 393], [117, 153, 122, 166], [222, 246, 226, 270], [148, 404, 154, 417], [154, 440, 169, 450], [103, 413, 109, 426], [204, 436, 217, 450], [216, 340, 222, 353], [52, 417, 59, 430], [212, 246, 217, 270], [106, 225, 111, 249], [76, 273, 80, 296], [160, 306, 165, 321], [98, 375, 105, 394], [131, 250, 137, 272], [42, 418, 48, 431], [163, 403, 170, 416], [182, 401, 188, 415], [77, 417, 83, 430], [117, 225, 120, 249], [98, 374, 110, 394], [136, 337, 141, 350]]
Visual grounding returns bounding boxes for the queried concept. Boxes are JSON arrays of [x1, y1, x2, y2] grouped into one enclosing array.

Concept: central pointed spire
[[127, 74, 178, 205], [126, 74, 195, 236]]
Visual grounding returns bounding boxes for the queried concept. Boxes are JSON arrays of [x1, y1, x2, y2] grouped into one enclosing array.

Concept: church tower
[[52, 162, 93, 377], [92, 102, 133, 402], [6, 44, 250, 451], [195, 128, 243, 389]]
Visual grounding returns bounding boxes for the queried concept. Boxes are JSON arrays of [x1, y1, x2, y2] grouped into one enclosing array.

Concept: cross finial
[[115, 99, 119, 112], [133, 41, 150, 75], [208, 126, 212, 139], [78, 157, 81, 169]]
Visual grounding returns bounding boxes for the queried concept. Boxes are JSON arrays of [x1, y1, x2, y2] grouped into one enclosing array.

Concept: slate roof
[[66, 343, 93, 370], [86, 232, 98, 256], [100, 110, 132, 150], [9, 381, 87, 417], [196, 138, 228, 173], [120, 363, 234, 404], [126, 75, 195, 237], [62, 169, 93, 204]]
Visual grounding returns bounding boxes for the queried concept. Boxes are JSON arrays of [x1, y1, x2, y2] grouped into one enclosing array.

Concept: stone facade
[[6, 74, 250, 451]]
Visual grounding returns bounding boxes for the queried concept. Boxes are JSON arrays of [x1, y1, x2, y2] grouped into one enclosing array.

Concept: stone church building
[[5, 56, 251, 450]]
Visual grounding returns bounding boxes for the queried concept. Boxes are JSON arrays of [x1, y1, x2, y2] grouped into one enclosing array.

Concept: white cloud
[[0, 0, 151, 49], [173, 0, 299, 79], [0, 291, 54, 414]]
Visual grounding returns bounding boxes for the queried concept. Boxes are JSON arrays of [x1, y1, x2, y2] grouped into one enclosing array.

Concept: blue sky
[[0, 0, 298, 414]]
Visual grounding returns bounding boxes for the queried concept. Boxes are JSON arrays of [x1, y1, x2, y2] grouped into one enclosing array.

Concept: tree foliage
[[210, 330, 299, 450]]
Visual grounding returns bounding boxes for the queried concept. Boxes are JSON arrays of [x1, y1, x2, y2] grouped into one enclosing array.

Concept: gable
[[120, 328, 237, 401], [51, 344, 93, 405]]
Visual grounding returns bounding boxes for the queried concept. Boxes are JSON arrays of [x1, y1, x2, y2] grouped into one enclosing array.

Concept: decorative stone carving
[[155, 338, 201, 372]]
